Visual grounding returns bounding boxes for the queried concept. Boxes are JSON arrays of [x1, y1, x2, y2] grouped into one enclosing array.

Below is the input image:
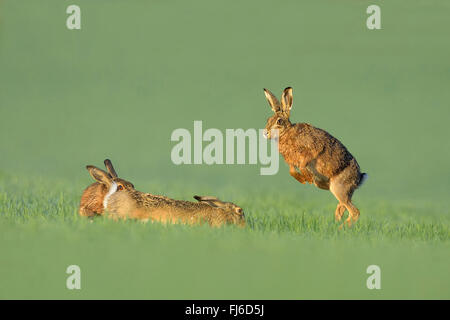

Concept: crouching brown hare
[[83, 163, 245, 228], [263, 87, 367, 227]]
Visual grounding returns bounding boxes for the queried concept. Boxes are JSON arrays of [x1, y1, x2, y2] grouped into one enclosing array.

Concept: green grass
[[0, 173, 448, 299], [0, 0, 449, 299]]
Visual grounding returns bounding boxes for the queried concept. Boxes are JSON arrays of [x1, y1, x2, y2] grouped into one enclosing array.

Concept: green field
[[0, 0, 449, 299]]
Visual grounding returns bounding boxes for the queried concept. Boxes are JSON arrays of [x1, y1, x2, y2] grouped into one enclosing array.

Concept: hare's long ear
[[281, 87, 293, 116], [263, 88, 281, 113], [104, 159, 118, 178], [86, 165, 112, 187], [194, 195, 224, 208]]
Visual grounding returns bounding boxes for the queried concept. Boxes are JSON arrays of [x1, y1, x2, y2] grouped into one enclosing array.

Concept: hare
[[79, 159, 135, 217], [84, 165, 245, 227], [263, 87, 367, 227]]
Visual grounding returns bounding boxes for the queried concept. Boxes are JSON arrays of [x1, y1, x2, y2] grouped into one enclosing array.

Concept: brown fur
[[107, 191, 245, 227], [78, 159, 135, 217], [79, 182, 107, 217], [84, 164, 245, 228], [263, 87, 367, 227]]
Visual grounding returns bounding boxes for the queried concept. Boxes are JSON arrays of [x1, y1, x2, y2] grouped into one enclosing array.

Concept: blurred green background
[[0, 0, 449, 299]]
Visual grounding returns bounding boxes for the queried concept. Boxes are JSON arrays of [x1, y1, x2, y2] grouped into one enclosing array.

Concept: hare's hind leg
[[343, 200, 360, 227], [330, 180, 359, 227], [334, 203, 346, 221]]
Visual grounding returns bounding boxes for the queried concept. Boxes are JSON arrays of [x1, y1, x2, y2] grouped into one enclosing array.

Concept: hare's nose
[[263, 129, 268, 138]]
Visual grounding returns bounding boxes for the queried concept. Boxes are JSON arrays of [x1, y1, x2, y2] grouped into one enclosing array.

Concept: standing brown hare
[[263, 87, 367, 227], [83, 164, 245, 228], [79, 159, 135, 217]]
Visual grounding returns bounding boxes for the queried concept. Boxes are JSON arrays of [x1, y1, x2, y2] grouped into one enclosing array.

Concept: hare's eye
[[117, 185, 123, 191], [276, 118, 283, 125]]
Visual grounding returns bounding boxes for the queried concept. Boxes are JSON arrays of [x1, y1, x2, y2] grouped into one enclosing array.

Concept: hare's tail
[[358, 173, 368, 188]]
